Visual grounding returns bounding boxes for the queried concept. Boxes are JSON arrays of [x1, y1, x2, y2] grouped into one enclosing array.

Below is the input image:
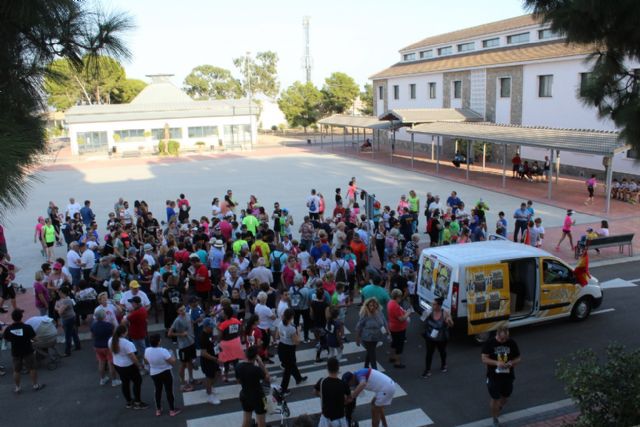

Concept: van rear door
[[465, 263, 511, 335]]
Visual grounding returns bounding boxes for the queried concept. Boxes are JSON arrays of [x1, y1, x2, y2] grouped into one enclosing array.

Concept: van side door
[[465, 263, 510, 335]]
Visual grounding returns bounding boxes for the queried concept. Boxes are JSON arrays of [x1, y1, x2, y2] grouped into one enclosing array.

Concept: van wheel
[[473, 332, 491, 344], [570, 297, 592, 321]]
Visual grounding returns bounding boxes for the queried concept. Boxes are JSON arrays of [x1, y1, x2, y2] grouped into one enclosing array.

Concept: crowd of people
[[0, 177, 573, 426]]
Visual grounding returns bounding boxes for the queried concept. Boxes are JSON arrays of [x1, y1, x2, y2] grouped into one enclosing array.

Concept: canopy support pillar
[[411, 132, 415, 169], [436, 135, 441, 174], [547, 149, 555, 199], [605, 156, 613, 214], [466, 141, 471, 180], [431, 135, 435, 161], [482, 143, 486, 170], [502, 144, 507, 188], [555, 150, 560, 183]]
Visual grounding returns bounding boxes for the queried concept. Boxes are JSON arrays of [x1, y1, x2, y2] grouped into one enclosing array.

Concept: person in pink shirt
[[556, 209, 576, 251], [34, 271, 50, 316], [34, 216, 46, 258], [347, 178, 357, 208], [585, 174, 597, 205]]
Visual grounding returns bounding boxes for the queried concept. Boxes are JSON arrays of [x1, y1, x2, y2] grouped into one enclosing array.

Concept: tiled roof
[[378, 108, 483, 123], [408, 122, 627, 156], [370, 41, 594, 80], [400, 14, 539, 53]]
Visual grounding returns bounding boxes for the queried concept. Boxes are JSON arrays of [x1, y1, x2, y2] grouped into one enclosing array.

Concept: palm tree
[[0, 0, 134, 214]]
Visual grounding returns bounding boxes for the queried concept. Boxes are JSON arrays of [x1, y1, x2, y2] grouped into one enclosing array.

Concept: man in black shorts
[[236, 346, 270, 427], [2, 309, 46, 393], [481, 325, 521, 427], [314, 357, 351, 427], [199, 318, 221, 405]]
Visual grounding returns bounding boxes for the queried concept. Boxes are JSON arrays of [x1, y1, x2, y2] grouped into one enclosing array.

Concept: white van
[[416, 241, 603, 339]]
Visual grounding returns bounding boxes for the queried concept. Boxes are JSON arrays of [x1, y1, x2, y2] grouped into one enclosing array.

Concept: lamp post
[[246, 51, 254, 150]]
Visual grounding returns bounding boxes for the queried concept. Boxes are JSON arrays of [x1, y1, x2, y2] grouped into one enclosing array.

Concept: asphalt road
[[1, 260, 638, 427]]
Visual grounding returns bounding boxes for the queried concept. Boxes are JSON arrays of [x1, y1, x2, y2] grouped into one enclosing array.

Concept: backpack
[[309, 198, 317, 212], [272, 251, 284, 271], [335, 260, 348, 283], [290, 286, 303, 309]]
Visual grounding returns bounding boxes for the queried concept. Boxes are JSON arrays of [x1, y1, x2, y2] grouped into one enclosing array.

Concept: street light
[[246, 51, 254, 150]]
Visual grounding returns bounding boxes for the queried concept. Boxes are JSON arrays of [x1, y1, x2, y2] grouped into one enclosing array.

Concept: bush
[[167, 140, 180, 156], [556, 343, 640, 427], [271, 125, 278, 132], [143, 130, 151, 138], [195, 141, 205, 146], [157, 140, 167, 154], [113, 133, 121, 142]]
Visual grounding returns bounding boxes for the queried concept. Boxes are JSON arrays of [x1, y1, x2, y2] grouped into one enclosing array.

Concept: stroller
[[253, 383, 291, 426]]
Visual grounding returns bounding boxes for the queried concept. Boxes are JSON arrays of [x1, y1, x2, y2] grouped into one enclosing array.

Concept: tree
[[44, 55, 132, 109], [111, 78, 147, 104], [278, 81, 323, 132], [233, 51, 280, 99], [525, 0, 640, 154], [183, 65, 243, 100], [556, 344, 640, 426], [360, 83, 374, 115], [0, 0, 133, 213], [321, 72, 360, 114]]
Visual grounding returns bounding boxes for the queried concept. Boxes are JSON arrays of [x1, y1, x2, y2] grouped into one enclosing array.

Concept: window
[[499, 77, 511, 98], [507, 32, 530, 44], [378, 86, 384, 100], [429, 82, 437, 99], [223, 124, 251, 143], [187, 126, 218, 138], [77, 131, 108, 153], [403, 53, 416, 61], [113, 129, 144, 141], [393, 85, 399, 100], [409, 84, 416, 99], [538, 29, 555, 40], [151, 127, 182, 140], [482, 38, 500, 48], [453, 80, 462, 99], [457, 42, 475, 53], [579, 72, 592, 97], [538, 75, 553, 97], [420, 50, 433, 59], [543, 260, 573, 284], [438, 46, 453, 56]]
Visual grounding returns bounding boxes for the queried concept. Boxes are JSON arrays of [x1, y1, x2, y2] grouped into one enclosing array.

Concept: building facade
[[371, 14, 639, 176], [65, 75, 258, 156]]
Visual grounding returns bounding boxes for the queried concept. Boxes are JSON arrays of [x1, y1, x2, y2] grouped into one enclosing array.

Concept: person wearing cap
[[555, 209, 576, 251], [142, 243, 156, 267], [122, 295, 149, 373], [122, 280, 151, 312], [207, 239, 224, 285], [2, 309, 46, 393], [344, 367, 396, 427], [199, 317, 221, 405]]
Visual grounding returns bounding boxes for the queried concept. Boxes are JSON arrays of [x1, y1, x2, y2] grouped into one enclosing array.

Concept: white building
[[65, 74, 258, 155], [371, 14, 639, 176]]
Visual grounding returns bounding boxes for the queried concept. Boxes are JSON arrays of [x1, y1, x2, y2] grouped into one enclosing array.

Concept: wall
[[385, 74, 444, 111], [374, 79, 388, 116], [442, 71, 470, 109], [486, 65, 523, 124], [69, 115, 255, 155]]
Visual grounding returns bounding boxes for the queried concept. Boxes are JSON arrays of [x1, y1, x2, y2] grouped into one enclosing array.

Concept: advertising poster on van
[[418, 256, 453, 310], [466, 263, 510, 334]]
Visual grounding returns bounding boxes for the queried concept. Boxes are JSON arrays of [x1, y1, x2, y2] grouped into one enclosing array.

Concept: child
[[332, 282, 348, 324], [325, 307, 344, 360], [188, 297, 205, 350], [322, 271, 336, 296], [496, 211, 507, 238]]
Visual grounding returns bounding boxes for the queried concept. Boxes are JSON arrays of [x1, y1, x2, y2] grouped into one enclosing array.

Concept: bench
[[575, 233, 635, 259]]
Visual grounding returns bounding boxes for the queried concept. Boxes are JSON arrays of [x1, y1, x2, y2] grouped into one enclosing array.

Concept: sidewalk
[[456, 399, 579, 427]]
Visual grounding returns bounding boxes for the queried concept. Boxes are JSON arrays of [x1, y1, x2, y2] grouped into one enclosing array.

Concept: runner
[[343, 367, 396, 427], [315, 357, 351, 427], [236, 346, 270, 427], [555, 209, 576, 251]]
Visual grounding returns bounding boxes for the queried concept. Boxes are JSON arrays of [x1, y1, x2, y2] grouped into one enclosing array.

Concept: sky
[[100, 0, 527, 92]]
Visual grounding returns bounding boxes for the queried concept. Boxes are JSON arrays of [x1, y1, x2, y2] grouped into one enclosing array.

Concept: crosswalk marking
[[186, 382, 408, 427], [359, 409, 433, 427], [600, 278, 637, 289], [183, 362, 384, 406], [192, 341, 363, 380]]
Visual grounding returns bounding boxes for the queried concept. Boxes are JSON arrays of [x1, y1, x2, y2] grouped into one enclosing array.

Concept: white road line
[[183, 362, 380, 406], [192, 341, 363, 380], [600, 278, 638, 289], [630, 278, 640, 284], [359, 409, 433, 427], [592, 308, 615, 316], [186, 382, 408, 427]]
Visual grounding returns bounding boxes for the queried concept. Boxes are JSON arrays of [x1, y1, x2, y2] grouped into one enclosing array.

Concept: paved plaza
[[4, 149, 599, 286]]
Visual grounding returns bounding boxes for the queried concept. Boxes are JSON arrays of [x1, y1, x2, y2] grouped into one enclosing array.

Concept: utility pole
[[246, 51, 253, 150], [302, 16, 312, 83]]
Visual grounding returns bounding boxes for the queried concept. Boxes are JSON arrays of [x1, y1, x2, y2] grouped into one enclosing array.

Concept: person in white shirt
[[316, 252, 332, 276], [65, 197, 82, 219], [297, 249, 311, 271], [94, 292, 120, 327], [66, 242, 82, 286], [255, 292, 276, 355], [428, 196, 443, 215], [247, 258, 273, 286], [144, 334, 180, 416], [121, 281, 151, 312], [530, 218, 545, 247], [142, 244, 156, 267], [109, 325, 148, 410], [306, 189, 321, 220], [79, 242, 95, 279]]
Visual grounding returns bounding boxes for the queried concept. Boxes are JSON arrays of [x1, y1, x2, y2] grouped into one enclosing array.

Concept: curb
[[455, 399, 574, 427]]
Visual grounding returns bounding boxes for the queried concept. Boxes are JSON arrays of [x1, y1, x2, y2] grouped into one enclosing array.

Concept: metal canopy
[[408, 121, 628, 156], [318, 114, 392, 129], [378, 108, 484, 124]]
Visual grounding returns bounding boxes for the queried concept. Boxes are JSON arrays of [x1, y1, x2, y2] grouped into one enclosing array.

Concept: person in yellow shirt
[[242, 212, 259, 236], [251, 234, 271, 267]]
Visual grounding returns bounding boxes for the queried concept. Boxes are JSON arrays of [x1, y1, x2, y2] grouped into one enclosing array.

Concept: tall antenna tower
[[302, 16, 312, 83]]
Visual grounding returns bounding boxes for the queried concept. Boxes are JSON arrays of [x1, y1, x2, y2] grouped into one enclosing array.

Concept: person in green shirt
[[441, 221, 452, 245], [449, 217, 461, 238], [408, 190, 420, 233], [242, 212, 259, 236], [360, 277, 390, 316], [232, 232, 249, 255], [42, 218, 57, 262]]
